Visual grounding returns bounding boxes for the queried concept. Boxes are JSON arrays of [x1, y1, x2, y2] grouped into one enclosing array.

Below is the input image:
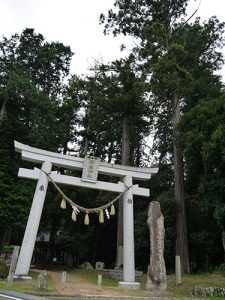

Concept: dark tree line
[[0, 0, 225, 273]]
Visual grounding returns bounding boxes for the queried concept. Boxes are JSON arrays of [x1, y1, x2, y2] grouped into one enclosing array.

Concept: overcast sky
[[0, 0, 225, 77]]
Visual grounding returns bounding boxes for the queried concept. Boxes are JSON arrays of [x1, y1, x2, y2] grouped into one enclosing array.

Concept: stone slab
[[118, 281, 140, 290], [13, 275, 32, 282]]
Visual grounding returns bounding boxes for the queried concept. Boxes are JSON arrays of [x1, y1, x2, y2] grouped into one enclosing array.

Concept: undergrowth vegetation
[[0, 267, 225, 298]]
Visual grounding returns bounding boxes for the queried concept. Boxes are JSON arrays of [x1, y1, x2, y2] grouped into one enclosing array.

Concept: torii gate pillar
[[119, 175, 140, 289], [15, 161, 52, 276]]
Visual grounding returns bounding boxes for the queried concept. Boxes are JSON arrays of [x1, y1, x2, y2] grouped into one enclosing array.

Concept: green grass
[[0, 268, 225, 298], [69, 268, 225, 298], [69, 269, 149, 297], [166, 273, 225, 297], [69, 268, 118, 287]]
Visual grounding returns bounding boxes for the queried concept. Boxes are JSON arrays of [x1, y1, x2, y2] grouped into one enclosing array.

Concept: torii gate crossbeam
[[14, 141, 158, 290]]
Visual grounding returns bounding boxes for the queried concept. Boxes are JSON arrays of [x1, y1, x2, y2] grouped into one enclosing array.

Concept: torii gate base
[[119, 282, 140, 290], [14, 141, 158, 289]]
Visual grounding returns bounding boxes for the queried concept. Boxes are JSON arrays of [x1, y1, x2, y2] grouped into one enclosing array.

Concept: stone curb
[[0, 289, 46, 300], [0, 288, 209, 300], [28, 291, 209, 300]]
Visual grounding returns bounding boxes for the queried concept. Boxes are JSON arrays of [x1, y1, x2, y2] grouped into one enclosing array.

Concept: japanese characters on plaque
[[82, 157, 99, 182]]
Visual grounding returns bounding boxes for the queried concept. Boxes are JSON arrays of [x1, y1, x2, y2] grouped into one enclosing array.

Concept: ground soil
[[43, 270, 130, 297]]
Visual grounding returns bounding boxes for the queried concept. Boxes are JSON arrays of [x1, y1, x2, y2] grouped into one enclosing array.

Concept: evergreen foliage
[[0, 261, 8, 279], [0, 0, 225, 273], [101, 0, 225, 273]]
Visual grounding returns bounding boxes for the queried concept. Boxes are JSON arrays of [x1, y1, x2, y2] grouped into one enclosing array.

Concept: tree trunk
[[222, 231, 225, 253], [45, 219, 57, 264], [63, 140, 68, 155], [121, 116, 130, 165], [172, 94, 190, 274], [83, 136, 89, 157], [0, 228, 10, 252], [91, 224, 99, 267], [108, 141, 114, 163], [116, 116, 130, 268], [0, 94, 8, 129], [83, 108, 90, 157], [5, 228, 12, 245], [136, 144, 141, 167]]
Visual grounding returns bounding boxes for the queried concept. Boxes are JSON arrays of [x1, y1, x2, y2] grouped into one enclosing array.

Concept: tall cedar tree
[[69, 57, 150, 265], [181, 95, 225, 260], [0, 28, 73, 249], [101, 0, 225, 273]]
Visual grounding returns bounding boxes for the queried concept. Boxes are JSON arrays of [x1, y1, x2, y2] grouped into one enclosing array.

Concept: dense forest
[[1, 0, 225, 274]]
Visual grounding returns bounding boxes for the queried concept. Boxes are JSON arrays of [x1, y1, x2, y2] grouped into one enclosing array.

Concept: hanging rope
[[42, 170, 130, 214]]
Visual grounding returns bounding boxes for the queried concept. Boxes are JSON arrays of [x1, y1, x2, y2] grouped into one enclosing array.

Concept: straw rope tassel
[[60, 198, 67, 209], [84, 213, 90, 225], [71, 210, 77, 221], [44, 171, 128, 219], [99, 209, 104, 223], [110, 204, 115, 215]]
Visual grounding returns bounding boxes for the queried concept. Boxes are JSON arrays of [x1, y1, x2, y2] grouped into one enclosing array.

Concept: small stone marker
[[175, 255, 182, 285], [97, 274, 102, 289], [37, 271, 48, 291], [7, 246, 20, 284], [146, 201, 167, 291], [95, 261, 104, 270], [61, 271, 67, 284]]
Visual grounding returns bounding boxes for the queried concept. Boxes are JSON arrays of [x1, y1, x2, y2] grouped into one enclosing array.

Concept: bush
[[0, 260, 9, 279], [3, 245, 14, 251], [215, 263, 225, 274]]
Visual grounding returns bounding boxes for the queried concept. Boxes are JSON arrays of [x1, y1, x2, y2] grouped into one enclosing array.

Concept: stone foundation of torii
[[14, 140, 158, 290]]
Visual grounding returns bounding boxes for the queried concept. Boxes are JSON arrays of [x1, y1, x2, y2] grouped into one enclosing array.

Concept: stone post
[[146, 201, 167, 290], [15, 161, 52, 276], [97, 274, 102, 289], [175, 255, 182, 285], [118, 175, 140, 290], [7, 246, 20, 283], [61, 271, 67, 284]]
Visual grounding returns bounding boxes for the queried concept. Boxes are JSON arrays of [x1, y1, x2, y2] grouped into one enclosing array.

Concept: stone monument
[[7, 246, 20, 283], [37, 270, 48, 291], [95, 261, 105, 270], [146, 201, 167, 291]]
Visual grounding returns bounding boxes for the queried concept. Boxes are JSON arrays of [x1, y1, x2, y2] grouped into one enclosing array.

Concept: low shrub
[[0, 260, 9, 279], [217, 263, 225, 271]]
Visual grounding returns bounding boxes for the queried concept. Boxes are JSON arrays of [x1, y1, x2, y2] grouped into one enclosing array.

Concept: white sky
[[0, 0, 225, 77]]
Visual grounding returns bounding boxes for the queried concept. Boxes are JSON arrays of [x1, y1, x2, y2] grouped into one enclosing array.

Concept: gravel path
[[46, 270, 127, 297]]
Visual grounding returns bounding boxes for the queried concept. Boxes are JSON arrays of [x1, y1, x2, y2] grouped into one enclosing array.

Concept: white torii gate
[[14, 140, 158, 289]]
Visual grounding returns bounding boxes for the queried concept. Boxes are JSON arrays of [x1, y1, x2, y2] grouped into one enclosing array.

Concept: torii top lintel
[[14, 141, 158, 181]]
